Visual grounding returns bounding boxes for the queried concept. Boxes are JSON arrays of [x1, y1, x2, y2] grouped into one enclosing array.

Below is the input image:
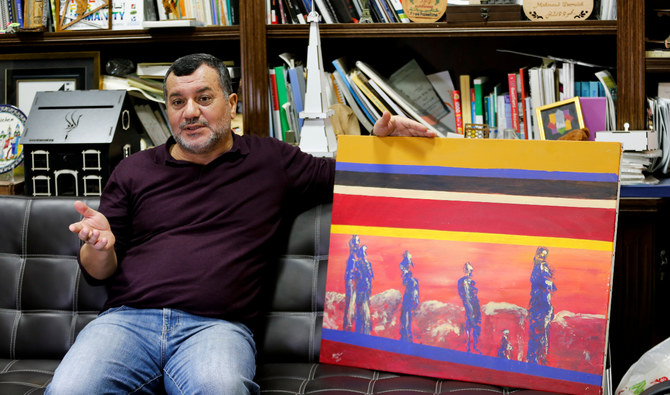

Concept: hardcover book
[[320, 136, 621, 395]]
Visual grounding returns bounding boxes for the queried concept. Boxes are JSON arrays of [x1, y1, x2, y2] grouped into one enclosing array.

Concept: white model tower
[[298, 6, 337, 157]]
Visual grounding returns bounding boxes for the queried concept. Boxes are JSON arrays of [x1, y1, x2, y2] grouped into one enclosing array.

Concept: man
[[457, 261, 482, 354], [527, 246, 556, 365], [399, 250, 419, 342], [47, 53, 434, 394]]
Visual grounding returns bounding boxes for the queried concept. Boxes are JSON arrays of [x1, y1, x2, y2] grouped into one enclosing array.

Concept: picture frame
[[536, 97, 585, 140], [0, 52, 101, 116]]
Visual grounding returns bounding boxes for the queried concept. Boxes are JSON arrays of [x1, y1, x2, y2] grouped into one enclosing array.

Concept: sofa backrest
[[0, 195, 331, 363], [0, 196, 106, 360]]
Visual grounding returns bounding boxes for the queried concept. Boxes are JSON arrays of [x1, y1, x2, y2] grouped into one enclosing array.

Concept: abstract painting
[[320, 136, 621, 394]]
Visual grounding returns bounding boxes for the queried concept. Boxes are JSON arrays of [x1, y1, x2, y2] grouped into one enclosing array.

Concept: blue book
[[288, 65, 306, 128], [332, 58, 374, 123]]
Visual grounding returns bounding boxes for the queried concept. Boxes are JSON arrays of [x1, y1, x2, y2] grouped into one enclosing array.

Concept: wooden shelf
[[266, 20, 617, 39], [1, 26, 240, 48], [647, 57, 670, 72]]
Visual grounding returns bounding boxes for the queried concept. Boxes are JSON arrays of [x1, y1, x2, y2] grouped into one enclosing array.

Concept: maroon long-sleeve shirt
[[88, 133, 335, 327]]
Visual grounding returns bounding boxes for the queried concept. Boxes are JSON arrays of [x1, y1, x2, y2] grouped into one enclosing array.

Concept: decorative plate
[[0, 104, 26, 174]]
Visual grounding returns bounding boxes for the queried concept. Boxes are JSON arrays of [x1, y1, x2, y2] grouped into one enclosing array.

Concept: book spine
[[459, 75, 471, 127], [519, 68, 528, 139], [387, 0, 408, 22], [507, 72, 520, 136], [473, 78, 485, 124], [470, 87, 475, 124], [268, 69, 284, 141], [452, 90, 463, 134], [351, 71, 388, 114]]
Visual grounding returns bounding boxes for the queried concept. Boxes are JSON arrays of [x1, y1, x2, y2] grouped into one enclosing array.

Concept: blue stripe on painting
[[335, 162, 618, 183], [321, 329, 603, 386]]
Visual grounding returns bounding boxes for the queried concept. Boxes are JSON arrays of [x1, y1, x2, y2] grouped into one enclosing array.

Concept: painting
[[320, 136, 621, 394], [537, 97, 585, 140]]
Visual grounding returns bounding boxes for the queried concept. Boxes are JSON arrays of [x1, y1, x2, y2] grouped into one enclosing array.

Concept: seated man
[[47, 53, 435, 394]]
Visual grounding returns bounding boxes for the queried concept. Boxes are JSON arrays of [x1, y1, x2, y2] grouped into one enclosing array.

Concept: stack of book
[[267, 0, 409, 24]]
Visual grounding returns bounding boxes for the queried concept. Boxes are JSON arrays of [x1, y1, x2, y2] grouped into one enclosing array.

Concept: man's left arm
[[372, 111, 437, 138]]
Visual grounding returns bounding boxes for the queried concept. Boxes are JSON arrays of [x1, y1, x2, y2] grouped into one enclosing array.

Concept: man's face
[[165, 64, 237, 155]]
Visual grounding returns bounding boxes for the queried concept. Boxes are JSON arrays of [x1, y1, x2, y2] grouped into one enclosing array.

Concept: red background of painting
[[326, 233, 613, 316]]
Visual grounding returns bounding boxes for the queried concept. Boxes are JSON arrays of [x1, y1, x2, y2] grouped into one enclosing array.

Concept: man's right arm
[[69, 200, 118, 280]]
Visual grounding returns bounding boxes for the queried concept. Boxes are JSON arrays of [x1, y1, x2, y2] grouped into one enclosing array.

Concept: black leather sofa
[[0, 195, 560, 394]]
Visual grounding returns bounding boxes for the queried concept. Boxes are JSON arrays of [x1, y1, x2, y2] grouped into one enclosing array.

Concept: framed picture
[[536, 97, 585, 140], [0, 52, 101, 116]]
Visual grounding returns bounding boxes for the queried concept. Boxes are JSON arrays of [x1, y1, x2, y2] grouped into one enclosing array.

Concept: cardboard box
[[595, 129, 659, 151]]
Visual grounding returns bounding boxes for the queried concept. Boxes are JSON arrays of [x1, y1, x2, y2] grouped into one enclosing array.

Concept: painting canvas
[[320, 136, 621, 394]]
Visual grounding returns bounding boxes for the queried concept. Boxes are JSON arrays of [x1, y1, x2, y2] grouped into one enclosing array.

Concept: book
[[350, 69, 390, 114], [459, 75, 472, 127], [595, 69, 617, 130], [507, 72, 520, 137], [356, 60, 459, 138], [268, 68, 283, 140], [367, 78, 406, 116], [314, 0, 337, 22], [273, 65, 291, 140], [387, 0, 409, 22], [133, 102, 168, 146], [332, 57, 374, 124], [452, 90, 463, 134], [388, 59, 455, 133], [518, 67, 529, 139], [472, 76, 489, 124], [330, 69, 374, 133], [329, 0, 356, 22], [288, 65, 306, 128], [426, 70, 457, 133]]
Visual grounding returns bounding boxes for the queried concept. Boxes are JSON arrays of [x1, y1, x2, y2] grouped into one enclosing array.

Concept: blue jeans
[[46, 306, 259, 394]]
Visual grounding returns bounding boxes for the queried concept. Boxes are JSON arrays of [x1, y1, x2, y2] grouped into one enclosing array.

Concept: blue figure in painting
[[497, 329, 512, 359], [457, 261, 482, 354], [526, 246, 556, 365], [399, 250, 420, 342], [343, 235, 361, 332], [354, 244, 374, 335]]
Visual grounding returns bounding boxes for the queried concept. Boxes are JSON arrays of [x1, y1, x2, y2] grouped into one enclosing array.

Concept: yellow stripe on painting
[[334, 185, 617, 209], [330, 224, 613, 251], [336, 135, 621, 174]]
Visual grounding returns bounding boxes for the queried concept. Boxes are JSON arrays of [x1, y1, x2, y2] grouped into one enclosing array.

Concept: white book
[[368, 79, 406, 117], [356, 61, 461, 138]]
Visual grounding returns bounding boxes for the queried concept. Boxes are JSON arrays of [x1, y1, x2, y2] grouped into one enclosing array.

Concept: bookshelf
[[0, 0, 662, 388]]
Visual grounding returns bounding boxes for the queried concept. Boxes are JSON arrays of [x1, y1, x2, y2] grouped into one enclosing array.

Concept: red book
[[452, 90, 463, 134], [507, 72, 520, 136], [518, 67, 529, 139]]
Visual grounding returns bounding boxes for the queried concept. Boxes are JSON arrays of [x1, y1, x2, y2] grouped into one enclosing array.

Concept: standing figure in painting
[[343, 235, 361, 331], [354, 244, 374, 335], [457, 262, 482, 354], [526, 246, 557, 365], [399, 250, 420, 342], [497, 329, 512, 359]]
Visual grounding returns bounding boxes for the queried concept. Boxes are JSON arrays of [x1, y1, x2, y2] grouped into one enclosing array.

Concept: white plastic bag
[[616, 337, 670, 394]]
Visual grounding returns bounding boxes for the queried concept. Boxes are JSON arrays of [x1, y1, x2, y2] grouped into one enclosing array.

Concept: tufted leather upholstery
[[0, 196, 559, 394]]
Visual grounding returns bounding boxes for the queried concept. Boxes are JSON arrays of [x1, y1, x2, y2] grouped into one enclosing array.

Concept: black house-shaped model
[[22, 90, 143, 197]]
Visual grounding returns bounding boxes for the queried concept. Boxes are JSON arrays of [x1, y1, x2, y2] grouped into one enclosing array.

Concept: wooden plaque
[[523, 0, 594, 21]]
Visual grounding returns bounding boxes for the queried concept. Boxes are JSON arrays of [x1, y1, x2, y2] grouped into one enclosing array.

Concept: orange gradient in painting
[[327, 233, 613, 316]]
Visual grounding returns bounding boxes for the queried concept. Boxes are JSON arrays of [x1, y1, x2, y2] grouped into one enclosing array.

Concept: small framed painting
[[536, 97, 585, 140]]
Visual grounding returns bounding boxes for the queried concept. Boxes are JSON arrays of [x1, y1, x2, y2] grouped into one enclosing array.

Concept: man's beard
[[174, 119, 228, 154]]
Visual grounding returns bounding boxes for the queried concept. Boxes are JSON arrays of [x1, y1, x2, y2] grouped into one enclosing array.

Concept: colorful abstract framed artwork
[[537, 97, 586, 140], [320, 136, 621, 394]]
